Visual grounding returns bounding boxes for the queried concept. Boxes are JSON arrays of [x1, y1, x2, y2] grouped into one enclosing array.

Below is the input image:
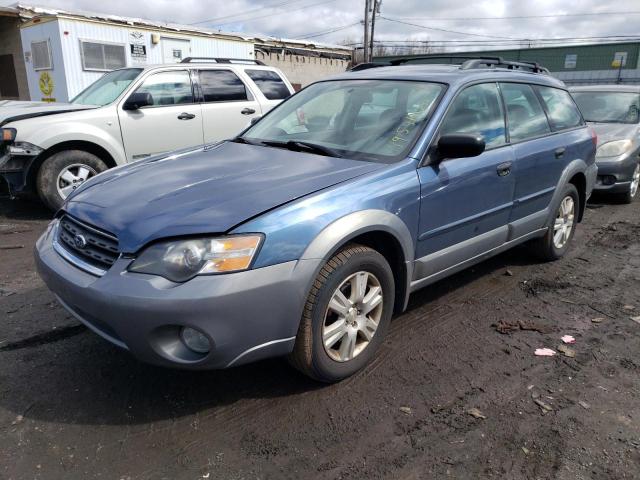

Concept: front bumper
[[593, 153, 639, 194], [35, 221, 319, 369]]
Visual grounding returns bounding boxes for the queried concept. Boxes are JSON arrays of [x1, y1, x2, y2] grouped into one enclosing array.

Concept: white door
[[118, 69, 203, 161], [161, 38, 190, 63], [197, 69, 262, 142]]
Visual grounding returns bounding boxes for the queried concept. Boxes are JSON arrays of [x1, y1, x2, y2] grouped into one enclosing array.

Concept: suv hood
[[65, 142, 386, 253], [587, 122, 639, 146], [0, 100, 94, 126]]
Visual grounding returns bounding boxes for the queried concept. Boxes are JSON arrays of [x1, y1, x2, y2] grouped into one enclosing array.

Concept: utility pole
[[369, 0, 381, 61], [363, 0, 370, 63]]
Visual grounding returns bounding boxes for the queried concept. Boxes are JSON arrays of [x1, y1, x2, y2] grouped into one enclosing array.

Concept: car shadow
[[0, 197, 52, 221]]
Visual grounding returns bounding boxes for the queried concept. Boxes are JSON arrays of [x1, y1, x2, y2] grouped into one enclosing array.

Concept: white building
[[0, 4, 353, 103]]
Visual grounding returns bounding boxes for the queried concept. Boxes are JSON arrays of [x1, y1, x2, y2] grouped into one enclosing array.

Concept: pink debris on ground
[[534, 348, 557, 357], [561, 335, 576, 344]]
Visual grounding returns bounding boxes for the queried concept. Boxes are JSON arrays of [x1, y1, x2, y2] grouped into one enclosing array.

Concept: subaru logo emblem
[[74, 234, 87, 249]]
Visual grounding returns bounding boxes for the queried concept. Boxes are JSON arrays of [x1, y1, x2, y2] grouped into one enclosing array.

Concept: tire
[[288, 244, 395, 383], [36, 150, 108, 211], [531, 183, 580, 261], [616, 163, 639, 205]]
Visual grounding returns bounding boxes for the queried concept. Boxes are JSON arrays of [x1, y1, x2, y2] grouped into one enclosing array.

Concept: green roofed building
[[373, 41, 640, 86]]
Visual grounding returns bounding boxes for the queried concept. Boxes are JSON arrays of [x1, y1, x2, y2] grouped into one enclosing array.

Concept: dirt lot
[[1, 191, 639, 480]]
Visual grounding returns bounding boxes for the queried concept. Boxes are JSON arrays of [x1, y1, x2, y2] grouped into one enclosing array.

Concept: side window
[[199, 70, 248, 102], [134, 70, 193, 106], [500, 83, 551, 142], [535, 86, 583, 131], [440, 83, 506, 148], [245, 69, 290, 100]]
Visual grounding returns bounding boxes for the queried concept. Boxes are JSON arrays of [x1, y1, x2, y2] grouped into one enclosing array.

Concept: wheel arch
[[568, 171, 587, 222]]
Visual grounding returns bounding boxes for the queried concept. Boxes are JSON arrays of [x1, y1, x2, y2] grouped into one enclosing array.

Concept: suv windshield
[[71, 68, 143, 106], [572, 91, 640, 124], [242, 80, 444, 162]]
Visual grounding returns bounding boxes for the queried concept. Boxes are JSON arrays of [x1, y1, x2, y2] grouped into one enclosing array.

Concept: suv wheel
[[532, 183, 579, 261], [289, 244, 394, 383], [37, 150, 108, 211], [618, 163, 639, 204]]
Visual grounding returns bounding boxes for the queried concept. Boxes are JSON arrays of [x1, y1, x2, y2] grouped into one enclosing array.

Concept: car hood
[[0, 100, 94, 126], [587, 122, 639, 146], [65, 142, 386, 253]]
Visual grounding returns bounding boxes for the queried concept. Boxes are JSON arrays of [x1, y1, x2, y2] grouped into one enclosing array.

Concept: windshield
[[242, 80, 445, 162], [572, 91, 640, 124], [71, 68, 143, 106]]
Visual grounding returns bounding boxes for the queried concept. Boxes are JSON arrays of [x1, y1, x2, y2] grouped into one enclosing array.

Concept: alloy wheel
[[56, 164, 98, 199], [631, 164, 640, 198], [322, 271, 384, 362], [553, 195, 575, 249]]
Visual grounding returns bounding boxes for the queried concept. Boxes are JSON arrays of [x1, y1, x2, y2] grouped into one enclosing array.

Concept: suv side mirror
[[123, 92, 153, 111], [437, 134, 485, 160]]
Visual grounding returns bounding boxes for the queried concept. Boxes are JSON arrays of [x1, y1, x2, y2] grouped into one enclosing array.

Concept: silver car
[[570, 85, 640, 203]]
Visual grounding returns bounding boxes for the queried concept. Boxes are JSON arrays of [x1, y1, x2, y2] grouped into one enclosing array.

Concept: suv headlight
[[596, 139, 633, 159], [128, 235, 263, 282]]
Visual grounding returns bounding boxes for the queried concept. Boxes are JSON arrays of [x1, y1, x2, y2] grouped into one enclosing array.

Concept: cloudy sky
[[3, 0, 640, 50]]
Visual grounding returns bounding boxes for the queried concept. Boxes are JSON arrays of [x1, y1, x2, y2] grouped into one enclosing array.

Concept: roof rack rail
[[180, 57, 265, 65], [349, 62, 387, 71], [460, 57, 549, 73], [388, 55, 496, 66]]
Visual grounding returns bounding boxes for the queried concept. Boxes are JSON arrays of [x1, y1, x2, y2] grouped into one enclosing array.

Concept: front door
[[415, 82, 515, 279], [118, 69, 203, 161]]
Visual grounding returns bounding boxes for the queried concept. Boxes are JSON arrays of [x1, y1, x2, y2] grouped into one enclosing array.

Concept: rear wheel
[[37, 150, 108, 211], [289, 244, 394, 383], [617, 163, 639, 204], [531, 183, 579, 261]]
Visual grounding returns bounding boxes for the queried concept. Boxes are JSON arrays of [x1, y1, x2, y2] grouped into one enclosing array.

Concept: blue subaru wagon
[[35, 58, 597, 382]]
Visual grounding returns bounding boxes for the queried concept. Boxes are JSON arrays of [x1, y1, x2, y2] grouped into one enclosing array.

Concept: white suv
[[0, 59, 294, 210]]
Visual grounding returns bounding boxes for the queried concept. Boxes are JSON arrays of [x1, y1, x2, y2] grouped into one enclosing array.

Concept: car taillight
[[589, 126, 597, 146]]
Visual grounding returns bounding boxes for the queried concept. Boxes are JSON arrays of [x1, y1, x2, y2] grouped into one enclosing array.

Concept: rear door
[[243, 68, 293, 113], [196, 68, 262, 143], [118, 69, 203, 161], [500, 83, 576, 236], [415, 82, 515, 278]]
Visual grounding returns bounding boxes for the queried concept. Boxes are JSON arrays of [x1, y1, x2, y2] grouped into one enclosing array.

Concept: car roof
[[136, 63, 279, 72], [569, 84, 640, 93], [328, 64, 566, 89]]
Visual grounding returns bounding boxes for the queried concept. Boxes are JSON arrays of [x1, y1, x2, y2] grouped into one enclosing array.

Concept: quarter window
[[500, 83, 551, 142], [536, 86, 583, 130], [198, 70, 248, 102], [440, 83, 506, 148], [134, 70, 194, 106], [245, 69, 290, 100]]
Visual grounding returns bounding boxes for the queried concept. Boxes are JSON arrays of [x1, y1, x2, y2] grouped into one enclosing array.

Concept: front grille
[[57, 215, 119, 271]]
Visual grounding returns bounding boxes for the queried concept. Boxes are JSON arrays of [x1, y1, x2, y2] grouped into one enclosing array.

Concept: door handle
[[497, 162, 512, 177], [554, 147, 566, 158], [241, 108, 256, 115], [177, 112, 196, 120]]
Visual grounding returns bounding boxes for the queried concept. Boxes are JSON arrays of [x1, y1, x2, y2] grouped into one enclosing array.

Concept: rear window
[[199, 70, 248, 102], [536, 86, 583, 130], [245, 69, 290, 100]]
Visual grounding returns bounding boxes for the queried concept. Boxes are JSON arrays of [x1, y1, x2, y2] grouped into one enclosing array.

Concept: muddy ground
[[0, 189, 639, 480]]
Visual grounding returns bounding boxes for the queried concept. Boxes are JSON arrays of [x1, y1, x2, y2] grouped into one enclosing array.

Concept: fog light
[[180, 327, 211, 354]]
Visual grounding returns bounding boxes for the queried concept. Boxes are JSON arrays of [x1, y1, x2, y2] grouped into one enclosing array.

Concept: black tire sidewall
[[545, 184, 580, 259], [309, 250, 395, 382], [37, 150, 108, 211]]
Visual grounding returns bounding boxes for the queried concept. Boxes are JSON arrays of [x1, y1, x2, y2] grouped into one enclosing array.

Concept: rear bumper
[[593, 154, 639, 194], [35, 220, 320, 369]]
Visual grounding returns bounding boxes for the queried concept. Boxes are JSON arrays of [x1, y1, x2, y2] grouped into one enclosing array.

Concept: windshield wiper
[[261, 140, 342, 158], [231, 136, 264, 146]]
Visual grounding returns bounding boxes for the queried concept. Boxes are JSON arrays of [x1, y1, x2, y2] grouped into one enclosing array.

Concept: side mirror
[[250, 116, 262, 126], [437, 134, 485, 160], [123, 92, 153, 111]]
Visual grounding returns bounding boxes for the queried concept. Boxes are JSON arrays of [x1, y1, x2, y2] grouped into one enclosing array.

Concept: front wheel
[[289, 244, 395, 383], [531, 183, 580, 261], [37, 150, 108, 211], [617, 163, 639, 204]]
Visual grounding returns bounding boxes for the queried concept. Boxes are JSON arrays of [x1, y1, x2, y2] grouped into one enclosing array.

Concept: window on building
[[134, 70, 194, 106], [500, 83, 551, 142], [535, 86, 583, 131], [245, 69, 290, 100], [80, 41, 126, 71], [31, 40, 52, 70], [198, 70, 248, 102], [440, 83, 506, 148]]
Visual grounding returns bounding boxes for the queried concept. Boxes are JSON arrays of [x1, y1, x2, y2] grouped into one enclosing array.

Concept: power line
[[393, 11, 640, 21], [189, 0, 305, 25], [297, 21, 361, 40], [379, 16, 517, 40], [349, 35, 640, 45]]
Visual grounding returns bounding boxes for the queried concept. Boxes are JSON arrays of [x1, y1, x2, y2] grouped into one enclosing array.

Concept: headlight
[[128, 235, 263, 282], [1, 128, 16, 143], [596, 139, 633, 159]]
